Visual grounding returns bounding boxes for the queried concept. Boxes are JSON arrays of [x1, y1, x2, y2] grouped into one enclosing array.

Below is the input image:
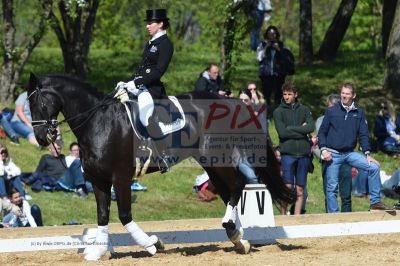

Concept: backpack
[[282, 47, 295, 75]]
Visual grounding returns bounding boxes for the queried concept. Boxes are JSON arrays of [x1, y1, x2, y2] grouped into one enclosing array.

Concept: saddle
[[124, 96, 186, 177]]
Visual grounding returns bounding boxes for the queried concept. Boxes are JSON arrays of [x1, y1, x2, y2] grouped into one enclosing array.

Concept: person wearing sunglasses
[[0, 144, 29, 200], [374, 99, 400, 156]]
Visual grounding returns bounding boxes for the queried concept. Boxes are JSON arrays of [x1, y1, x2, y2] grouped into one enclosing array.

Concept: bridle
[[28, 83, 116, 144], [28, 86, 61, 145]]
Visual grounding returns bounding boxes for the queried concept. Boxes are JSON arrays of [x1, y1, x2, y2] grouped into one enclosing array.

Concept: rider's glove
[[114, 87, 129, 104], [125, 81, 140, 96], [115, 81, 125, 91]]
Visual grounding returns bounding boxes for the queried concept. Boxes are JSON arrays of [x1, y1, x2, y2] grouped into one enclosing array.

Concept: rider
[[115, 9, 173, 173]]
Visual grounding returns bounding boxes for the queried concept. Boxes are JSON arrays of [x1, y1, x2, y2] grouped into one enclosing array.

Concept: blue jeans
[[0, 175, 25, 197], [11, 121, 34, 139], [325, 152, 381, 213], [322, 163, 352, 212], [1, 117, 18, 138], [58, 159, 85, 191], [2, 204, 42, 227], [382, 169, 400, 190], [238, 158, 259, 184], [250, 9, 264, 51], [352, 169, 368, 195]]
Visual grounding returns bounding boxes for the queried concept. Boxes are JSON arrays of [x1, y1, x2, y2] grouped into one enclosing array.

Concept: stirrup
[[135, 145, 152, 177], [158, 151, 170, 173]]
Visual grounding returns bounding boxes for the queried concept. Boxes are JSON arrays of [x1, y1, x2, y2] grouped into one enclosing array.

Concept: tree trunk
[[316, 0, 358, 62], [0, 0, 16, 103], [0, 0, 51, 104], [46, 0, 99, 79], [219, 0, 246, 84], [382, 0, 398, 56], [299, 0, 313, 64], [384, 1, 400, 98]]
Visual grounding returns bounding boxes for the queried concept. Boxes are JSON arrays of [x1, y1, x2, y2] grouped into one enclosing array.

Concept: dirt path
[[0, 211, 399, 265]]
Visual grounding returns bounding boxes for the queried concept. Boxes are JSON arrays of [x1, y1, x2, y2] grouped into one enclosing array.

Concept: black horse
[[27, 73, 292, 260]]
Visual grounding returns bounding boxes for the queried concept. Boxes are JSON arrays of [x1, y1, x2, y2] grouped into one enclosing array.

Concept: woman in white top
[[2, 188, 42, 227], [0, 144, 27, 199]]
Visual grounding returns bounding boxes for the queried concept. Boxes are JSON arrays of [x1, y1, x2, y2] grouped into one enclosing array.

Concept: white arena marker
[[1, 219, 400, 253], [238, 184, 275, 228]]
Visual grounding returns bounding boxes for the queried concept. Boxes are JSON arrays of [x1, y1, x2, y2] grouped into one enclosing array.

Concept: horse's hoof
[[84, 245, 108, 261], [234, 239, 251, 254], [149, 235, 165, 251], [154, 237, 165, 251]]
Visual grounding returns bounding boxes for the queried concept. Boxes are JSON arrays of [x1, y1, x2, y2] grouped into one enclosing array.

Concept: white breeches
[[138, 91, 154, 127]]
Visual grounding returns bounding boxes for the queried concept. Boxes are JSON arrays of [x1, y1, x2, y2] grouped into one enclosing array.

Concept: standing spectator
[[10, 91, 39, 146], [247, 81, 265, 112], [257, 26, 292, 115], [313, 94, 354, 212], [374, 99, 400, 156], [0, 144, 29, 200], [194, 63, 225, 96], [238, 88, 261, 184], [2, 188, 42, 227], [249, 0, 273, 51], [273, 82, 314, 215], [318, 83, 392, 212]]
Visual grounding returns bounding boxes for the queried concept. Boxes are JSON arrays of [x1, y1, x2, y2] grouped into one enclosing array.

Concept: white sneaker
[[24, 194, 32, 201]]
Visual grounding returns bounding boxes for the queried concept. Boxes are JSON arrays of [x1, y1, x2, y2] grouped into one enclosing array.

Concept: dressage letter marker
[[238, 184, 275, 228]]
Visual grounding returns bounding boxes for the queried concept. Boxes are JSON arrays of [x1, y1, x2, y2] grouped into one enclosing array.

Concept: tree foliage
[[0, 0, 51, 103]]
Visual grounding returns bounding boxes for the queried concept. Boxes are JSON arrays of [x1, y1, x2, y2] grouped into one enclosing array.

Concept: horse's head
[[27, 73, 62, 147]]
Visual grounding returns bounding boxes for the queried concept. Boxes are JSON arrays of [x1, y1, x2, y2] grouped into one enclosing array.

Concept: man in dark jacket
[[194, 64, 225, 96], [318, 83, 392, 212], [273, 82, 314, 215]]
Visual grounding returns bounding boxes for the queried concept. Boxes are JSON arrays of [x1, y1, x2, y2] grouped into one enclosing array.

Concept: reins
[[29, 85, 117, 169]]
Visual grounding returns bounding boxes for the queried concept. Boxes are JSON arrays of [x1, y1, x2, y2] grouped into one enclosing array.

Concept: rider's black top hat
[[144, 9, 169, 22]]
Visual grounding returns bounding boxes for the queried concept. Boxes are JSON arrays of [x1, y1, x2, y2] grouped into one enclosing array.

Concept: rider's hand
[[115, 81, 125, 91], [114, 87, 129, 103], [125, 81, 139, 95]]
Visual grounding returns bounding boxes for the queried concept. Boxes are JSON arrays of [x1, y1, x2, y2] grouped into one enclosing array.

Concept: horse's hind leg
[[113, 172, 164, 256], [84, 178, 112, 261], [205, 167, 251, 254]]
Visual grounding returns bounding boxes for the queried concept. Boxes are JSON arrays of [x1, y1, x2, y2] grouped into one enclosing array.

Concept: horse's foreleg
[[113, 174, 164, 256], [84, 179, 112, 261]]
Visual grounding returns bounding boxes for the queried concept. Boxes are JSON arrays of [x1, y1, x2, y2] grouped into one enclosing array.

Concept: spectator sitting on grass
[[2, 188, 42, 227], [28, 140, 89, 198], [62, 142, 93, 194], [0, 108, 20, 145], [0, 144, 30, 200], [0, 193, 20, 228], [10, 90, 39, 146]]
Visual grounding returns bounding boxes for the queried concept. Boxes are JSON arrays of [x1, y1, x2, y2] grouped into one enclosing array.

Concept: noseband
[[28, 87, 60, 144]]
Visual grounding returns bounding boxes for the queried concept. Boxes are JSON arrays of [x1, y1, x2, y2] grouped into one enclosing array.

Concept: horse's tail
[[255, 138, 295, 207]]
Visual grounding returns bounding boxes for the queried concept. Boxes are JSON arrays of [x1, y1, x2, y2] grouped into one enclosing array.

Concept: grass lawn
[[2, 47, 398, 226]]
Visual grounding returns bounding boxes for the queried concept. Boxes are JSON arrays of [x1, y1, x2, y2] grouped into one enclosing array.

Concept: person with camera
[[256, 26, 293, 118]]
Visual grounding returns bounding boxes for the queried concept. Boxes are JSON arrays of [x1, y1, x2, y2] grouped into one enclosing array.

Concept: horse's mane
[[41, 73, 105, 99]]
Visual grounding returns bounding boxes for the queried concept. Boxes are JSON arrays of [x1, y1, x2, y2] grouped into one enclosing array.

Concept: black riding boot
[[147, 117, 170, 173]]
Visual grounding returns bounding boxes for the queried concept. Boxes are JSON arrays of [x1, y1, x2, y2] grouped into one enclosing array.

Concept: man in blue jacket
[[318, 83, 392, 212]]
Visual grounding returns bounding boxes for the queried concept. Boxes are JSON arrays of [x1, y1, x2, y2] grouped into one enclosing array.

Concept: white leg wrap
[[222, 204, 237, 224], [84, 225, 109, 261], [124, 221, 157, 255], [138, 91, 154, 127]]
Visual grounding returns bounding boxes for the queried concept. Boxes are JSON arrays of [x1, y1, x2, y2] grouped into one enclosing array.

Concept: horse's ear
[[29, 72, 38, 90]]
